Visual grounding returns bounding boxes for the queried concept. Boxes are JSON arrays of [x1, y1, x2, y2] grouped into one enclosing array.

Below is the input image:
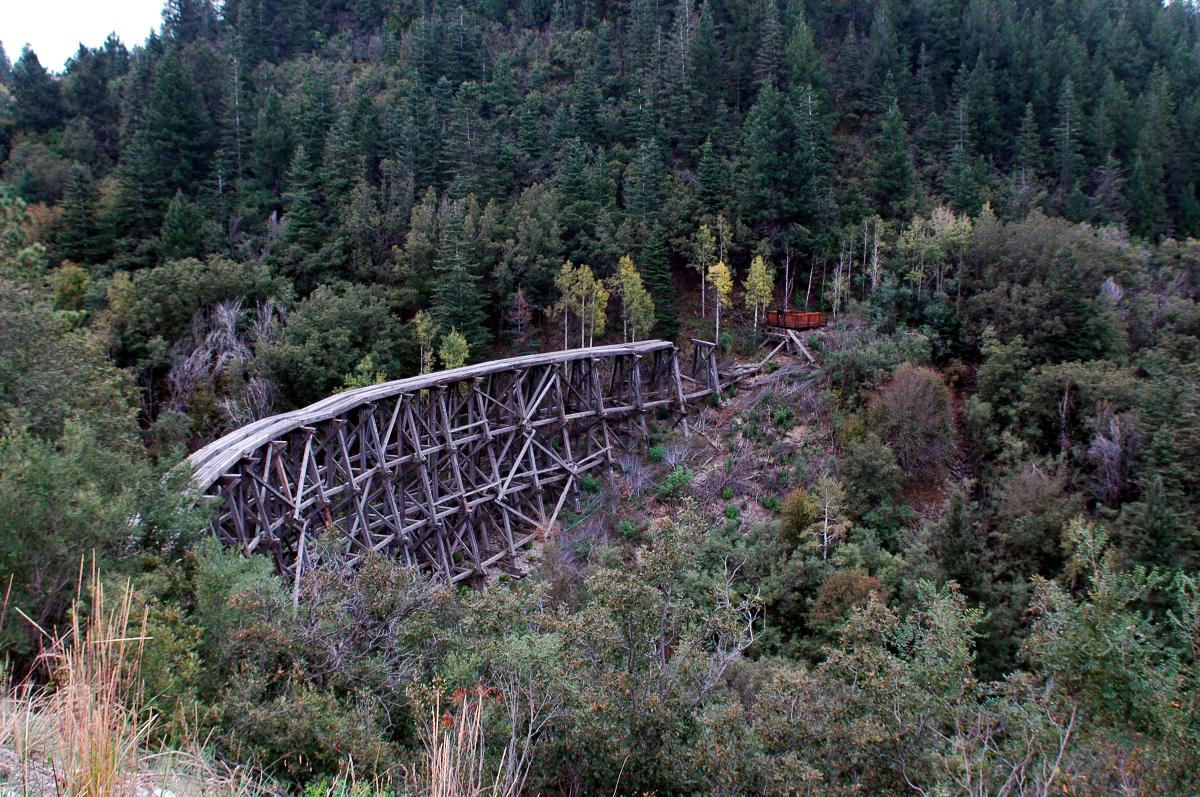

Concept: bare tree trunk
[[805, 254, 816, 309], [783, 245, 793, 311]]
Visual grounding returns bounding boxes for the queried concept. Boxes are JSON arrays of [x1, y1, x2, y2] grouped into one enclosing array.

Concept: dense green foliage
[[2, 0, 1200, 792]]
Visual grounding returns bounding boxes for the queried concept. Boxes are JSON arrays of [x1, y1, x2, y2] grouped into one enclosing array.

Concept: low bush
[[656, 465, 694, 501]]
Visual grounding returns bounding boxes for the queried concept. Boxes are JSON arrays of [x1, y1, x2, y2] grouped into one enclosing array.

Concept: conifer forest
[[2, 0, 1200, 792]]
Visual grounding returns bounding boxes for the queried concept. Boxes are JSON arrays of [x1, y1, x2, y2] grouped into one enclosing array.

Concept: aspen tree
[[610, 255, 656, 342], [707, 260, 733, 344], [439, 328, 470, 369], [412, 310, 438, 375], [690, 224, 717, 319], [743, 254, 774, 337]]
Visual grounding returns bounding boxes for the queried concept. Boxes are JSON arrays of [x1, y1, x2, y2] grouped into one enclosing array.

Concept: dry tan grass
[[0, 564, 261, 797], [410, 688, 518, 797]]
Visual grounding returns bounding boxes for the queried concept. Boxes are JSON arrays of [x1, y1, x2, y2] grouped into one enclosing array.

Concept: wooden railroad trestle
[[188, 340, 724, 584]]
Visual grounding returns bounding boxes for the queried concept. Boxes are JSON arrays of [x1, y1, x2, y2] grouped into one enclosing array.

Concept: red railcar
[[765, 309, 830, 331]]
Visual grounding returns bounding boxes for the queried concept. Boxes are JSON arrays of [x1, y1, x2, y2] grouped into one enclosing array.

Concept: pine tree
[[873, 99, 917, 219], [1128, 146, 1167, 240], [556, 138, 601, 264], [162, 0, 217, 43], [572, 60, 603, 144], [57, 165, 101, 264], [518, 94, 543, 159], [945, 97, 983, 214], [159, 191, 207, 260], [139, 49, 215, 213], [12, 46, 65, 133], [279, 145, 326, 282], [783, 8, 824, 92], [965, 54, 1001, 161], [641, 224, 679, 338], [1090, 154, 1126, 225], [754, 0, 783, 89], [296, 67, 334, 162], [0, 42, 12, 86], [688, 1, 724, 133], [251, 87, 293, 196], [696, 140, 727, 217], [1052, 78, 1084, 204], [628, 0, 660, 79], [865, 0, 903, 112], [624, 139, 664, 237], [1015, 103, 1042, 180], [433, 201, 490, 353], [736, 85, 797, 229], [322, 112, 366, 213]]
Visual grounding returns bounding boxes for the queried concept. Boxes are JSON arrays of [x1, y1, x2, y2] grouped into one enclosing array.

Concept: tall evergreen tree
[[280, 145, 326, 280], [159, 190, 207, 260], [12, 46, 65, 133], [696, 139, 728, 217], [1015, 103, 1042, 180], [641, 223, 679, 338], [0, 42, 12, 86], [251, 87, 293, 197], [1051, 78, 1084, 202], [624, 139, 664, 236], [754, 0, 783, 89], [433, 201, 490, 353], [688, 2, 724, 136], [873, 99, 917, 219], [138, 49, 215, 214], [783, 8, 824, 93], [736, 85, 797, 230], [945, 97, 983, 214], [162, 0, 218, 43], [57, 164, 101, 264]]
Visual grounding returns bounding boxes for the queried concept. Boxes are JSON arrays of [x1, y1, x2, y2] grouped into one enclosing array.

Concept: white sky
[[2, 0, 166, 72]]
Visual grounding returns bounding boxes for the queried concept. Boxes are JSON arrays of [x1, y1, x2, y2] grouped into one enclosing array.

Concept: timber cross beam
[[187, 340, 726, 584]]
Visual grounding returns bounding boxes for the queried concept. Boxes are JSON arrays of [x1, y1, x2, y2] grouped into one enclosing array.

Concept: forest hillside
[[1, 0, 1200, 793]]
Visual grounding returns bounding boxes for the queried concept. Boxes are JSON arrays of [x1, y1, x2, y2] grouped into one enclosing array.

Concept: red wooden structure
[[765, 309, 830, 331]]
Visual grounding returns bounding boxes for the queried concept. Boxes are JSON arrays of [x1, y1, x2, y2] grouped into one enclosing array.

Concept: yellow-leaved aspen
[[610, 255, 656, 342], [439, 328, 469, 369], [744, 254, 775, 337], [707, 260, 733, 345], [412, 309, 438, 374]]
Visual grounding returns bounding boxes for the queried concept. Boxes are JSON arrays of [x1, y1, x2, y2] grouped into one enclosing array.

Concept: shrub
[[725, 504, 742, 521], [866, 363, 954, 480], [840, 433, 907, 525], [778, 487, 818, 548], [809, 567, 885, 629], [580, 474, 601, 493], [656, 466, 694, 501], [618, 520, 639, 540]]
